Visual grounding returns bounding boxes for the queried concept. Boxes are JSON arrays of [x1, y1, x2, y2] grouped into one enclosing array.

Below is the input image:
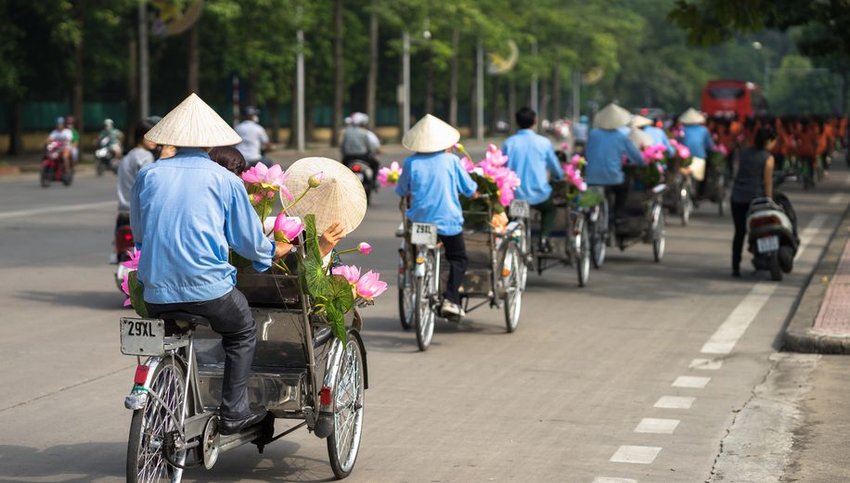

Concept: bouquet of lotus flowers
[[708, 143, 729, 168], [554, 154, 602, 208], [377, 161, 402, 188], [241, 163, 293, 221], [635, 144, 667, 187], [455, 143, 521, 214], [670, 139, 692, 167]]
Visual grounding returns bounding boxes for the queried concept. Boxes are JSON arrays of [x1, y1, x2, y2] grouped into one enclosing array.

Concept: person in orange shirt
[[797, 120, 818, 188]]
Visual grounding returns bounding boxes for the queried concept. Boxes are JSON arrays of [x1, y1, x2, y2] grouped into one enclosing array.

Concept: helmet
[[104, 118, 114, 128], [351, 112, 369, 126], [243, 106, 259, 118], [55, 116, 65, 125], [65, 115, 75, 126]]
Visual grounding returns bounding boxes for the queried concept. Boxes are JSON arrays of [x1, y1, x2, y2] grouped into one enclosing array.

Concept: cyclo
[[662, 154, 695, 226], [397, 195, 525, 351], [120, 241, 367, 482], [605, 166, 667, 262]]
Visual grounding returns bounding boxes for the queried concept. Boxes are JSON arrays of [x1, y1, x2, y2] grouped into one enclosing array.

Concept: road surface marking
[[794, 214, 827, 261], [634, 418, 680, 434], [609, 445, 662, 464], [828, 193, 848, 205], [0, 200, 114, 220], [592, 478, 638, 483], [654, 396, 695, 409], [672, 376, 711, 388], [689, 358, 723, 370], [701, 282, 777, 354]]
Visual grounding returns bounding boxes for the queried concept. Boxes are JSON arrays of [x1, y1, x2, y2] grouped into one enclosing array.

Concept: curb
[[783, 202, 850, 354]]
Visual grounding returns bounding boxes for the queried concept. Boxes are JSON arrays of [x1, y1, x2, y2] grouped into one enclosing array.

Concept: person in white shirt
[[234, 106, 270, 167], [46, 116, 73, 172]]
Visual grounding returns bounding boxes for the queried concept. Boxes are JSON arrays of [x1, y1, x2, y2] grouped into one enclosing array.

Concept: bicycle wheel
[[397, 256, 414, 331], [652, 203, 665, 263], [680, 185, 692, 226], [127, 357, 188, 483], [516, 221, 529, 291], [327, 334, 366, 479], [413, 250, 436, 351], [590, 201, 607, 269], [575, 217, 590, 287], [502, 242, 522, 333]]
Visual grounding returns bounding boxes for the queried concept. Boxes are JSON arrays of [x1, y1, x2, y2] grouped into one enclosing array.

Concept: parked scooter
[[746, 193, 798, 281], [40, 141, 72, 188], [344, 157, 375, 205], [94, 135, 118, 176]]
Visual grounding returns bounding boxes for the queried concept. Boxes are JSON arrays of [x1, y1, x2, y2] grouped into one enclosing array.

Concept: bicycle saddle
[[158, 311, 211, 327]]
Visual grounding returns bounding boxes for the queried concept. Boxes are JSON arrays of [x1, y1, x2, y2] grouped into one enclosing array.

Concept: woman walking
[[730, 126, 777, 277]]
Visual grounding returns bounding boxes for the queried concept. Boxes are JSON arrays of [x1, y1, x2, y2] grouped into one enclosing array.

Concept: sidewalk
[[784, 200, 850, 353]]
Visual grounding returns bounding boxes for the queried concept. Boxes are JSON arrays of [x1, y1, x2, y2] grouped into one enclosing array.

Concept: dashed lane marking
[[654, 396, 695, 409], [672, 376, 711, 388], [0, 200, 114, 220], [609, 445, 662, 464], [634, 418, 680, 434], [794, 214, 827, 261], [689, 358, 723, 370]]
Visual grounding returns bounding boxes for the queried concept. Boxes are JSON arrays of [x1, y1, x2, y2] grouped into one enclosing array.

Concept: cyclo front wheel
[[590, 199, 608, 269], [651, 202, 666, 263], [575, 215, 590, 287], [127, 356, 188, 483], [327, 333, 366, 479], [501, 241, 523, 333], [413, 249, 436, 351], [397, 251, 414, 331]]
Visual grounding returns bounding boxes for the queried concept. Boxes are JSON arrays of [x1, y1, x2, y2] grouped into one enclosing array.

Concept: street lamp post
[[139, 0, 149, 118], [401, 31, 411, 136]]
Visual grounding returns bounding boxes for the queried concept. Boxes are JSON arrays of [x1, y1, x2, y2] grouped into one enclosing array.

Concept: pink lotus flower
[[571, 154, 586, 166], [332, 265, 361, 285], [274, 213, 305, 243], [676, 144, 691, 160], [715, 144, 729, 156], [121, 273, 132, 307], [485, 144, 509, 167], [460, 156, 476, 173], [355, 270, 388, 300], [377, 161, 402, 187], [357, 242, 372, 255], [308, 171, 324, 188], [121, 248, 141, 270]]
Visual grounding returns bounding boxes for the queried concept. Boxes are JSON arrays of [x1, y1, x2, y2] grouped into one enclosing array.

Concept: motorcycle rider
[[679, 108, 714, 195], [502, 107, 564, 252], [234, 106, 270, 167], [116, 118, 158, 241], [341, 112, 381, 184], [47, 116, 73, 174], [99, 118, 125, 160], [65, 115, 80, 164]]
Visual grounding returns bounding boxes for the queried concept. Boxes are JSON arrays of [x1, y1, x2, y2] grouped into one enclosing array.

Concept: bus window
[[708, 86, 746, 100]]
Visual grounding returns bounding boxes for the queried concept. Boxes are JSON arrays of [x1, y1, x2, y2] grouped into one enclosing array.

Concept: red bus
[[701, 80, 767, 118]]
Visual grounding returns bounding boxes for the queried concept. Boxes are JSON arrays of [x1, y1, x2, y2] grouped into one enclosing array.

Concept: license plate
[[410, 222, 437, 246], [120, 318, 165, 356], [756, 236, 779, 253], [509, 200, 530, 219]]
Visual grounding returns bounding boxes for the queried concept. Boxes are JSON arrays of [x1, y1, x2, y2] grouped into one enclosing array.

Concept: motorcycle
[[95, 135, 118, 176], [746, 193, 798, 281], [40, 141, 72, 188], [344, 157, 375, 205], [114, 215, 135, 291]]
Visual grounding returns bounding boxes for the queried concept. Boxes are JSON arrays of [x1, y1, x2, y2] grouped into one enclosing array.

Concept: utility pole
[[571, 69, 580, 124], [296, 27, 305, 152], [402, 31, 411, 136], [139, 0, 149, 118], [530, 39, 538, 115], [476, 40, 484, 140]]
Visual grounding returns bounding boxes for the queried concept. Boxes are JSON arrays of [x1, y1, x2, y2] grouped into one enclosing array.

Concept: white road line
[[609, 445, 662, 464], [592, 478, 638, 483], [634, 418, 680, 434], [702, 215, 825, 355], [654, 396, 695, 409], [828, 193, 848, 205], [0, 200, 114, 220], [672, 376, 711, 388], [689, 358, 723, 370]]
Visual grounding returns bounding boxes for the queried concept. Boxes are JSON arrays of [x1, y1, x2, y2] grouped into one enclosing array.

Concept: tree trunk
[[424, 45, 434, 114], [508, 76, 516, 131], [288, 72, 299, 149], [366, 2, 379, 129], [490, 76, 502, 134], [127, 20, 139, 142], [540, 74, 550, 122], [449, 28, 459, 126], [72, 0, 86, 132], [247, 71, 257, 108], [552, 65, 561, 120], [187, 23, 200, 94], [7, 99, 22, 155], [268, 100, 280, 143], [331, 0, 344, 147]]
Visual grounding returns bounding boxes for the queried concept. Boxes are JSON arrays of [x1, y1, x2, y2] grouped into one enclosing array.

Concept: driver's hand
[[319, 222, 346, 257], [274, 241, 293, 259], [471, 191, 481, 200]]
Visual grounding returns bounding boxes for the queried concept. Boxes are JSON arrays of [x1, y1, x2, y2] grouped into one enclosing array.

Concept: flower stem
[[281, 186, 314, 213]]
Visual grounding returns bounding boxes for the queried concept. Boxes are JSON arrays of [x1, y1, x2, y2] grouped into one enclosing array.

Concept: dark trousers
[[605, 181, 630, 221], [532, 197, 557, 239], [146, 289, 257, 419], [439, 233, 467, 304], [731, 201, 750, 272]]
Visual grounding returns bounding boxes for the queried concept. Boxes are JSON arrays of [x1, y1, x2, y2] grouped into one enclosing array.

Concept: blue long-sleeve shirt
[[502, 129, 563, 205], [643, 126, 675, 156], [584, 128, 644, 186], [130, 148, 274, 304], [681, 125, 714, 159], [395, 151, 478, 236]]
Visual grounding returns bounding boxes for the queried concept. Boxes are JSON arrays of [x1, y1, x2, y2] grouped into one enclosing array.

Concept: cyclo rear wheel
[[652, 202, 666, 263], [575, 215, 590, 287], [327, 334, 366, 479], [590, 198, 608, 269], [127, 356, 188, 483], [413, 249, 436, 351], [501, 241, 523, 333], [397, 251, 414, 330]]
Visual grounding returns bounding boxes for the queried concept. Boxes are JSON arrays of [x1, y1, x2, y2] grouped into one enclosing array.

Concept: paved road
[[1, 151, 848, 482]]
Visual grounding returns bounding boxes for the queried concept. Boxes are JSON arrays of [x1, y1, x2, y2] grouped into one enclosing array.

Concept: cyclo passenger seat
[[158, 311, 211, 335]]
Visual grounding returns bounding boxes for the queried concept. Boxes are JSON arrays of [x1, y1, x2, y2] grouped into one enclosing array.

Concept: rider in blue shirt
[[502, 107, 564, 250], [396, 114, 478, 318], [634, 115, 675, 156], [679, 108, 714, 196]]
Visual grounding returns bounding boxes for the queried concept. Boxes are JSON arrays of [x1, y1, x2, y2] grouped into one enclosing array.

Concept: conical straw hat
[[593, 103, 632, 130], [628, 127, 653, 149], [402, 114, 460, 153], [145, 93, 242, 147], [679, 107, 706, 125], [283, 157, 367, 235], [631, 114, 652, 128]]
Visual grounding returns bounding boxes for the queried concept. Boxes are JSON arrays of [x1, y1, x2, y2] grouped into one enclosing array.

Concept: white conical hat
[[628, 127, 653, 149], [679, 107, 706, 125], [402, 114, 460, 153], [283, 157, 367, 235], [593, 103, 632, 130], [631, 114, 652, 128], [145, 93, 242, 147]]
